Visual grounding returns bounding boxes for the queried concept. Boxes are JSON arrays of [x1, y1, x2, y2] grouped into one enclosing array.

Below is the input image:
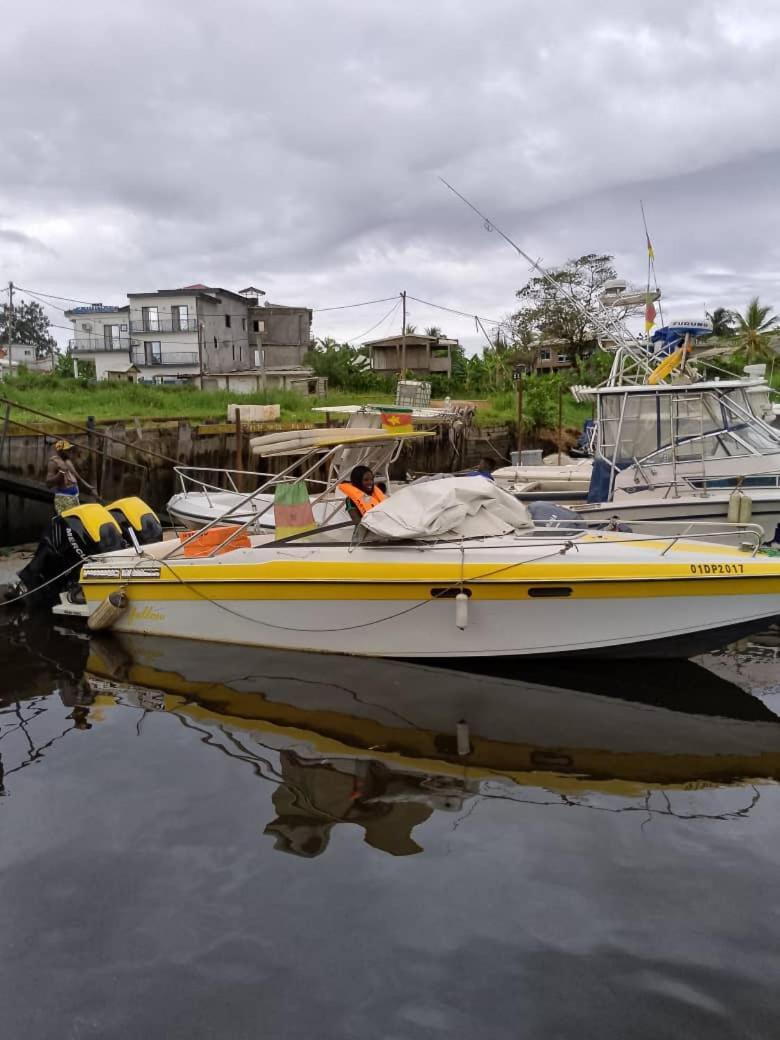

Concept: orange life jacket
[[338, 482, 386, 515]]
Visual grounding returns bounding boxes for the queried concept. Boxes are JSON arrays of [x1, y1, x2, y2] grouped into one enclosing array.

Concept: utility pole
[[400, 290, 407, 378], [7, 281, 13, 346], [197, 320, 204, 390]]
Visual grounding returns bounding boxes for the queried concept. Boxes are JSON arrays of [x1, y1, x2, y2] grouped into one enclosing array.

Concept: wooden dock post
[[234, 408, 242, 490], [86, 415, 98, 496]]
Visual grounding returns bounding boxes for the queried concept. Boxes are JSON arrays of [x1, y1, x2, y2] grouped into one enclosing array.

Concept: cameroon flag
[[380, 411, 413, 431], [274, 481, 316, 540]]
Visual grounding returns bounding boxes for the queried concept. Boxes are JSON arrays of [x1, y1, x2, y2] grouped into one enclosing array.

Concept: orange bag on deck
[[179, 525, 251, 558]]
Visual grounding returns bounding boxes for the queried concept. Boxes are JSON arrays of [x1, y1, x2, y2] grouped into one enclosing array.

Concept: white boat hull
[[577, 491, 780, 542], [167, 492, 337, 530], [79, 534, 780, 659], [81, 590, 779, 658]]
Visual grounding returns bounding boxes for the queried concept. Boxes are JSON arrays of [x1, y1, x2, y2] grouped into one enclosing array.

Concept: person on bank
[[338, 465, 386, 524], [46, 440, 97, 515]]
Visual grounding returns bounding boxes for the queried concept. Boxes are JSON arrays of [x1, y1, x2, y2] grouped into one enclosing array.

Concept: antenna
[[438, 177, 688, 386], [438, 177, 642, 350]]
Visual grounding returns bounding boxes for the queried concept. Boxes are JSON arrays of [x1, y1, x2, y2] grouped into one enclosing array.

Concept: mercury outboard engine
[[12, 504, 124, 609], [106, 497, 163, 546]]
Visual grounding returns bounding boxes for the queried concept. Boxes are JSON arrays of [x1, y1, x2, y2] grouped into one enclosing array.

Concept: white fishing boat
[[76, 428, 780, 660], [571, 377, 780, 542]]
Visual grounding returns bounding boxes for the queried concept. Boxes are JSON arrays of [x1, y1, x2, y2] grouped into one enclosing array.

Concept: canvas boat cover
[[360, 476, 533, 540]]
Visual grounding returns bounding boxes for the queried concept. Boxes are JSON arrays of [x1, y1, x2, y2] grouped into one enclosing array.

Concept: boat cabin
[[587, 379, 780, 502]]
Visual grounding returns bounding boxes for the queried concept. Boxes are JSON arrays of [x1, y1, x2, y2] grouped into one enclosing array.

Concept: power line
[[346, 298, 401, 344], [14, 285, 103, 306], [18, 288, 69, 314], [405, 293, 513, 330], [313, 296, 398, 313]]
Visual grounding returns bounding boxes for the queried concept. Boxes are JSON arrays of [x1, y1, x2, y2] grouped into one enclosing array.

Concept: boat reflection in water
[[77, 631, 780, 858]]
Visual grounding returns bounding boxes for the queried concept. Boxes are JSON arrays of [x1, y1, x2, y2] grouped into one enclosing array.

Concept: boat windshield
[[597, 387, 780, 465]]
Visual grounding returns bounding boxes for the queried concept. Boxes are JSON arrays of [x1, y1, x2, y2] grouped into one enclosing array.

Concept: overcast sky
[[2, 0, 780, 351]]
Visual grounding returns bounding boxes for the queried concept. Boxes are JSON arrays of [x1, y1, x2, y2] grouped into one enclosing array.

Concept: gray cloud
[[2, 0, 780, 349]]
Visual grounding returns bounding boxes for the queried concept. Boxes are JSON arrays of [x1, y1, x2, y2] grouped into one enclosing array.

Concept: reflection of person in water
[[66, 706, 93, 731], [59, 678, 95, 730], [263, 751, 436, 857]]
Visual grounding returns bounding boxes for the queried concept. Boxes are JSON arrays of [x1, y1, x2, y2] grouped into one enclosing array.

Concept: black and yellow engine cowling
[[13, 498, 161, 608]]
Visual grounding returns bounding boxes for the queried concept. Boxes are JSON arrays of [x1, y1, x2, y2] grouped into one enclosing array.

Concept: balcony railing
[[69, 337, 130, 353], [131, 349, 199, 367], [129, 317, 199, 334]]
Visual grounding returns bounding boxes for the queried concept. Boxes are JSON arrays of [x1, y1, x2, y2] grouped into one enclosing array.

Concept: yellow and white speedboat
[[75, 429, 780, 660]]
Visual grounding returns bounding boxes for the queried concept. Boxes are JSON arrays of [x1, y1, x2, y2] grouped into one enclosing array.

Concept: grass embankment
[[0, 373, 593, 430]]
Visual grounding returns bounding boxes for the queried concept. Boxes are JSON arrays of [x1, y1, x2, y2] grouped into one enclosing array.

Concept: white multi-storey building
[[66, 284, 316, 387], [64, 303, 132, 381]]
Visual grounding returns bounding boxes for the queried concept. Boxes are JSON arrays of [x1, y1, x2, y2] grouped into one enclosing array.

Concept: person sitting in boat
[[468, 457, 495, 480], [338, 465, 386, 524]]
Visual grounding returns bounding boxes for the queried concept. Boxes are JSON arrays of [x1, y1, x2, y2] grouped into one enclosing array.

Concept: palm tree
[[705, 307, 736, 338], [734, 297, 779, 361], [404, 323, 417, 335], [424, 325, 443, 338]]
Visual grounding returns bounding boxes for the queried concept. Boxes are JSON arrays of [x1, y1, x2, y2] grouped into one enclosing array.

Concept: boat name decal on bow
[[82, 565, 162, 579]]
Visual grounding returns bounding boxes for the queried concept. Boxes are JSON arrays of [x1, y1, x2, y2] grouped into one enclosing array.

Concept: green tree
[[0, 299, 57, 359], [706, 306, 736, 338], [734, 297, 778, 361], [305, 336, 393, 392], [424, 325, 443, 338], [513, 254, 617, 358]]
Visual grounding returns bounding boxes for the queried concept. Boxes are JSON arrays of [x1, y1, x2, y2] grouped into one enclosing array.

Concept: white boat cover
[[361, 476, 533, 540]]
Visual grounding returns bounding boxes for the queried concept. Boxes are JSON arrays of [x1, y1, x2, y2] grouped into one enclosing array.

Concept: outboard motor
[[12, 504, 124, 609], [107, 497, 163, 546]]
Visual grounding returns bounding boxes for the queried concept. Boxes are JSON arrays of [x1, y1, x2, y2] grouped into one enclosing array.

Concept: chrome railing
[[131, 349, 199, 366], [69, 337, 130, 353], [129, 317, 199, 334]]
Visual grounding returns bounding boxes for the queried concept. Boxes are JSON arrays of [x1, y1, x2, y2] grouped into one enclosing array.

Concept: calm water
[[1, 616, 780, 1039]]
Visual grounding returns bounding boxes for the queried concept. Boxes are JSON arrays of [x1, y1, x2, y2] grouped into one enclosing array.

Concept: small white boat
[[77, 429, 780, 660], [493, 457, 593, 501], [167, 404, 454, 531]]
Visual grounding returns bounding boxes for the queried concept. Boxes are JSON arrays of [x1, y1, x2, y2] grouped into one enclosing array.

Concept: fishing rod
[[438, 177, 643, 351]]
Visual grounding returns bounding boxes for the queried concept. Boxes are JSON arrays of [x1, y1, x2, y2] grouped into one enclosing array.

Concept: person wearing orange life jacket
[[338, 465, 386, 524]]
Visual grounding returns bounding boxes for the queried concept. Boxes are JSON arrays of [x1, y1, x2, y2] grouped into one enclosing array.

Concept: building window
[[104, 325, 121, 349], [225, 314, 232, 329], [539, 348, 551, 361], [142, 306, 159, 332], [232, 344, 235, 362], [253, 349, 261, 368], [172, 304, 188, 331], [557, 354, 569, 364], [213, 336, 218, 350], [241, 317, 247, 331], [144, 341, 162, 365], [252, 319, 265, 333]]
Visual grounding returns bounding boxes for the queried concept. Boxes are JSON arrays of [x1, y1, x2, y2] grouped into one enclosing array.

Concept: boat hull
[[80, 575, 780, 658], [577, 492, 780, 542]]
